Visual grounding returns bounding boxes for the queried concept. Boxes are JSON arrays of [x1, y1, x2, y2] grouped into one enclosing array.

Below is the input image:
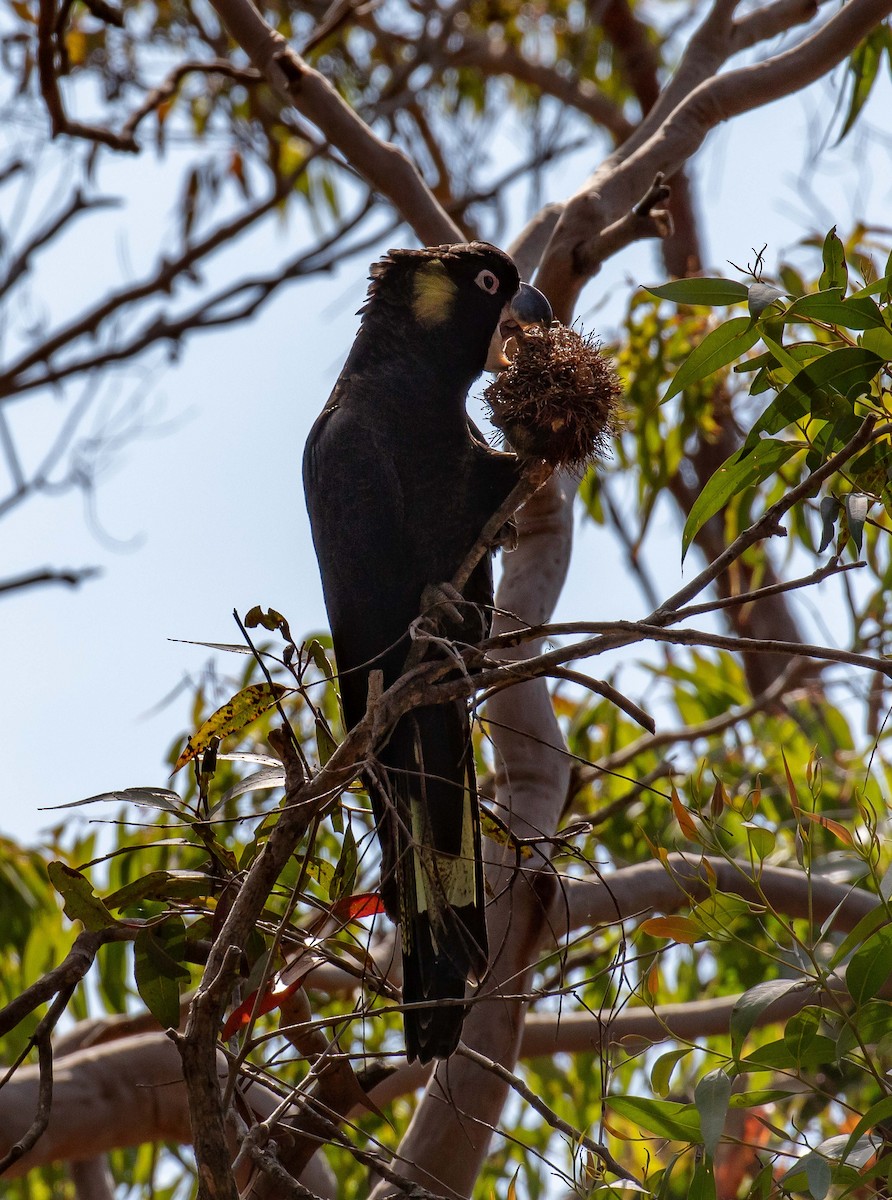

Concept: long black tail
[[372, 700, 488, 1063]]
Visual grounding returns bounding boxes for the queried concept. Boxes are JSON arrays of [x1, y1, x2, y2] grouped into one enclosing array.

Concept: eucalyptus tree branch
[[0, 928, 134, 1040], [669, 558, 865, 624], [519, 979, 837, 1056], [537, 0, 892, 308], [442, 33, 634, 141], [731, 0, 826, 53], [0, 984, 75, 1175], [559, 854, 882, 939], [208, 0, 462, 245], [37, 0, 140, 151]]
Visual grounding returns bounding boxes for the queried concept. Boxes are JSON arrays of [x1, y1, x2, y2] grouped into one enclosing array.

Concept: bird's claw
[[420, 582, 465, 630]]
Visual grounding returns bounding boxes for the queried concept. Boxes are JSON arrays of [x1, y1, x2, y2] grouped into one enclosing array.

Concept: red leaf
[[220, 952, 325, 1040], [331, 891, 386, 921]]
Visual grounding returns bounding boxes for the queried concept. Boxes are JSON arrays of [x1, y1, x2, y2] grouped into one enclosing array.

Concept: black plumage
[[303, 242, 552, 1062]]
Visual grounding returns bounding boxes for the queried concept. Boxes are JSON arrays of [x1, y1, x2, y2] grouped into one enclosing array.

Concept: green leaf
[[307, 638, 333, 677], [859, 325, 892, 358], [742, 821, 776, 860], [743, 346, 883, 448], [783, 1005, 821, 1063], [694, 1068, 731, 1157], [645, 278, 749, 306], [838, 28, 884, 142], [651, 1047, 693, 1098], [835, 999, 892, 1057], [330, 820, 358, 901], [819, 227, 848, 291], [796, 1152, 832, 1200], [682, 437, 800, 560], [730, 979, 813, 1059], [828, 903, 888, 970], [315, 717, 337, 766], [606, 1095, 701, 1142], [738, 1034, 837, 1072], [104, 870, 212, 910], [841, 1094, 892, 1165], [784, 288, 885, 330], [846, 923, 892, 1004], [818, 496, 841, 553], [664, 316, 761, 402], [134, 921, 190, 1028], [47, 861, 120, 931], [729, 1088, 796, 1108], [688, 1159, 716, 1200]]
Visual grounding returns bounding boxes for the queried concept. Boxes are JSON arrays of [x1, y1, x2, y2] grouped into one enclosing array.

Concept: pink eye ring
[[475, 269, 499, 294]]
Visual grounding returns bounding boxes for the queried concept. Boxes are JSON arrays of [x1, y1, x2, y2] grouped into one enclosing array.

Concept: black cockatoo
[[303, 242, 552, 1062]]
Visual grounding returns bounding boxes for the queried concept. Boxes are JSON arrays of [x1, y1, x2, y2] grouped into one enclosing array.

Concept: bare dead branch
[[120, 60, 262, 142], [0, 984, 74, 1174], [208, 0, 461, 245], [0, 159, 333, 401], [78, 0, 123, 26], [37, 0, 139, 151], [0, 190, 120, 296], [0, 566, 101, 597]]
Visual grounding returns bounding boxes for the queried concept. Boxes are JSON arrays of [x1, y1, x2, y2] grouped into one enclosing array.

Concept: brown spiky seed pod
[[484, 324, 621, 468]]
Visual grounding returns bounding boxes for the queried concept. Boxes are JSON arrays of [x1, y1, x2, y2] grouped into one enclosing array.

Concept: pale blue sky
[[2, 65, 890, 843]]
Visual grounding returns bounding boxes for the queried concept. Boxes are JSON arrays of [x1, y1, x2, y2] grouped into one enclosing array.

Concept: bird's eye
[[474, 269, 499, 295]]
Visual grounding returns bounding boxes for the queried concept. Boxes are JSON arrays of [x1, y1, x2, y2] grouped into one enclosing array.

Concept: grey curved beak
[[485, 282, 553, 371], [508, 282, 553, 328]]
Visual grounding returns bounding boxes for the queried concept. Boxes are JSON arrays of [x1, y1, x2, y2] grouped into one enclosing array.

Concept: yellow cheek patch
[[412, 260, 458, 327]]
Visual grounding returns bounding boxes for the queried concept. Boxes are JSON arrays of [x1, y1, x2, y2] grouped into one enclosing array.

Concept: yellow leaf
[[672, 787, 700, 842], [506, 1167, 520, 1200], [639, 915, 703, 944], [65, 29, 86, 65], [480, 807, 533, 859], [174, 682, 288, 773]]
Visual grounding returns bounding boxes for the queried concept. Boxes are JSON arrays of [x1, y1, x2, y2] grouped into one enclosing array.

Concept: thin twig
[[455, 1042, 645, 1187], [549, 666, 655, 733], [0, 567, 101, 597], [582, 659, 803, 781]]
